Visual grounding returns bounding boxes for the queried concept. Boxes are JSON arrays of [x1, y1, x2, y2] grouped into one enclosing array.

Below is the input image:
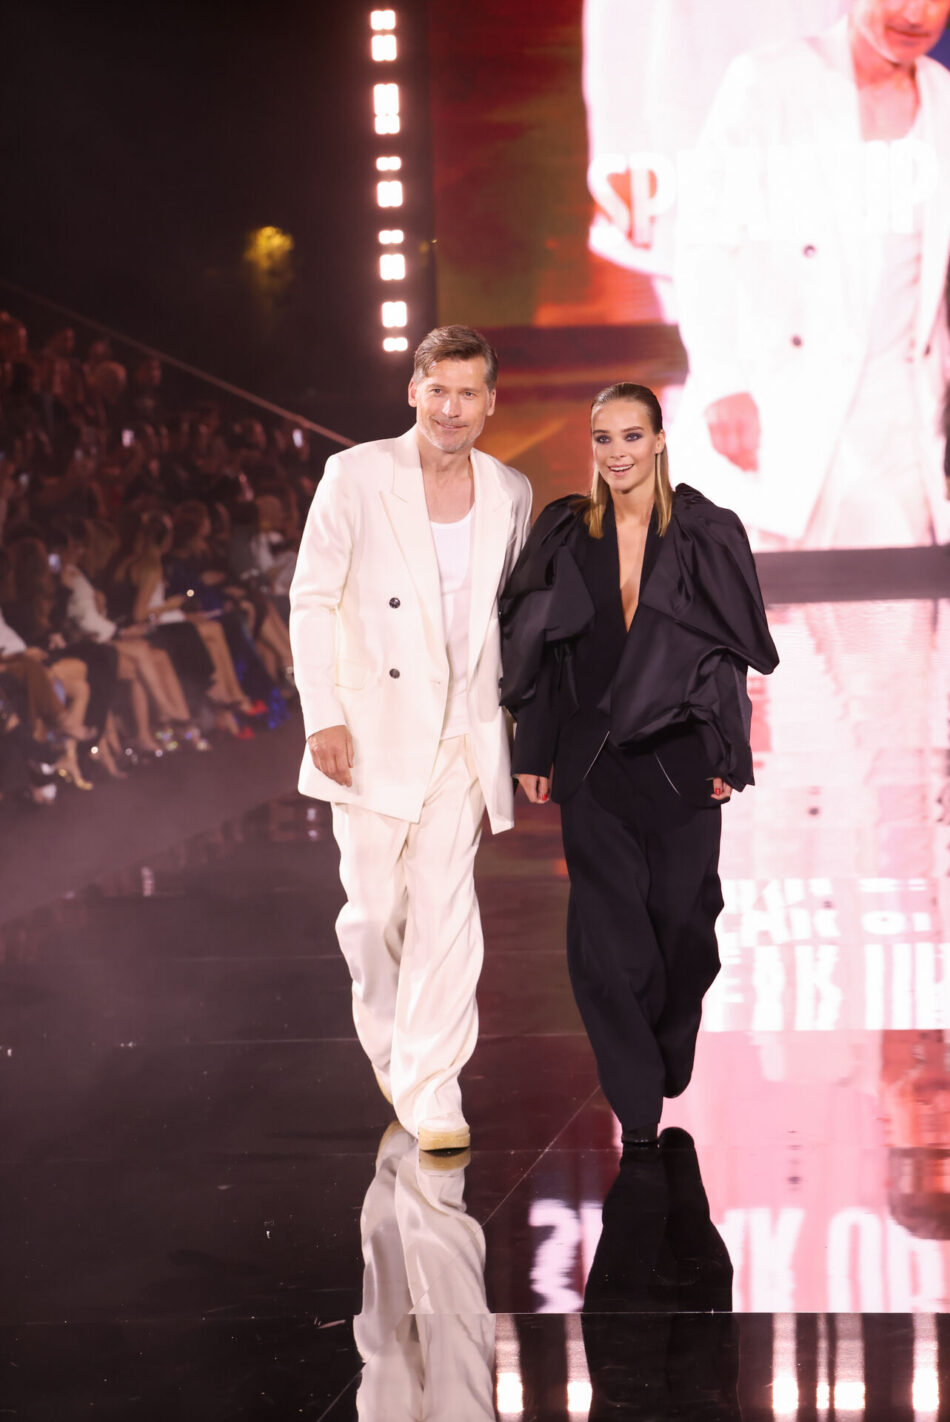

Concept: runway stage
[[2, 584, 950, 1419]]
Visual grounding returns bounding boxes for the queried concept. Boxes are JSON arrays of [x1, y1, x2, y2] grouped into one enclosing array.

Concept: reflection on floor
[[1, 597, 949, 1419]]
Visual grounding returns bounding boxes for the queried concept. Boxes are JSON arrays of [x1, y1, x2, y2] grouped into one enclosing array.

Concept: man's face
[[408, 356, 496, 457], [852, 0, 950, 64]]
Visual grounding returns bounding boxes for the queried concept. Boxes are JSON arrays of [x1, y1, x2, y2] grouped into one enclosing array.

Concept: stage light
[[374, 82, 400, 135], [496, 1373, 524, 1415], [372, 34, 397, 61], [772, 1377, 799, 1415], [377, 180, 404, 208], [368, 14, 412, 352], [567, 1380, 593, 1414], [914, 1370, 940, 1410], [244, 225, 294, 273], [382, 301, 408, 327]]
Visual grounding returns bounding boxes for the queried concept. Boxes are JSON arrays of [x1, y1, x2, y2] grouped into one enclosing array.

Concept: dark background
[[0, 0, 436, 442]]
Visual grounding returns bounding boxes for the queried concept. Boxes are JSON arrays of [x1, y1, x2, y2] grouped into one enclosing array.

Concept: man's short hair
[[412, 325, 499, 389]]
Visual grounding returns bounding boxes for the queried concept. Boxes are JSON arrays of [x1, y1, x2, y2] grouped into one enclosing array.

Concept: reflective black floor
[[2, 598, 950, 1418]]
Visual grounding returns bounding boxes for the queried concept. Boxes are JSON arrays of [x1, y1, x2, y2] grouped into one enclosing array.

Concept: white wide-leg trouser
[[331, 734, 485, 1136]]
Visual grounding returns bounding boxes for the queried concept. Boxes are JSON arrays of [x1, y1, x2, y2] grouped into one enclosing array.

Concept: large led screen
[[428, 1, 950, 551]]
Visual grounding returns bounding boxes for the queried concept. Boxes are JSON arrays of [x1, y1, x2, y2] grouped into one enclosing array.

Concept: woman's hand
[[710, 777, 733, 802], [517, 773, 551, 804]]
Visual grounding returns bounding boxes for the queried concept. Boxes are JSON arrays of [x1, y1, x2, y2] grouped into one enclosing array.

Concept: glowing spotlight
[[377, 180, 404, 208], [372, 34, 397, 60], [914, 1369, 940, 1410], [772, 1377, 800, 1416], [380, 253, 406, 280], [496, 1372, 524, 1416], [374, 82, 400, 134], [370, 9, 396, 28], [376, 156, 402, 172], [835, 1381, 866, 1410], [383, 336, 409, 352], [382, 301, 408, 328], [378, 229, 405, 244], [244, 225, 295, 274], [567, 1379, 593, 1414]]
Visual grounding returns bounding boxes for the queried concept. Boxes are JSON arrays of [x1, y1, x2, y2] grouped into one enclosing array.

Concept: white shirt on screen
[[430, 507, 473, 740]]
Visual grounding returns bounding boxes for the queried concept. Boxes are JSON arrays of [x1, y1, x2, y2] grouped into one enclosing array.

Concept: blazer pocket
[[335, 659, 368, 691]]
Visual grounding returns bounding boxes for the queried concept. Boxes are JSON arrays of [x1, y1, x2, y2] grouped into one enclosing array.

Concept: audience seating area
[[0, 310, 321, 808]]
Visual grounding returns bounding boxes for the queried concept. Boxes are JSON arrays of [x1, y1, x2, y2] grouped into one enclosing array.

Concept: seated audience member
[[38, 328, 86, 413], [130, 356, 164, 425], [110, 510, 263, 738], [84, 357, 128, 437], [53, 518, 208, 759], [0, 547, 94, 789], [3, 534, 118, 781], [168, 502, 289, 712]]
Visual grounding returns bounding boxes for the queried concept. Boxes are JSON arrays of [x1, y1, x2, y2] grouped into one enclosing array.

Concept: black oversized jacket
[[499, 486, 779, 806]]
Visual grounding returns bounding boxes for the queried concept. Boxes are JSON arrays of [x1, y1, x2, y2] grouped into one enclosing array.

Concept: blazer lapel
[[467, 448, 512, 674], [913, 65, 950, 355], [380, 428, 447, 667]]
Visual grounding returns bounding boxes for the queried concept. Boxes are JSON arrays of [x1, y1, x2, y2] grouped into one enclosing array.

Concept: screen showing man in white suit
[[583, 0, 849, 318], [672, 0, 950, 550], [289, 326, 532, 1155]]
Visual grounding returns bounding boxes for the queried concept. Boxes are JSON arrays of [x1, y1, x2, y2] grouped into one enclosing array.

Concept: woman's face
[[591, 399, 665, 497]]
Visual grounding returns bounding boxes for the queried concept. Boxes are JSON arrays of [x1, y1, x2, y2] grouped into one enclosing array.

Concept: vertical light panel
[[369, 9, 408, 352]]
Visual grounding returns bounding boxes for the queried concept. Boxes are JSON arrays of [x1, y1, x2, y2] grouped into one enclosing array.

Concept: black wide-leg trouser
[[559, 756, 724, 1133]]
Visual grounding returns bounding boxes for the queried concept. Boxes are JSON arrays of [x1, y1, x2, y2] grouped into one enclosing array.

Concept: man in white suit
[[289, 326, 532, 1154], [672, 0, 950, 549]]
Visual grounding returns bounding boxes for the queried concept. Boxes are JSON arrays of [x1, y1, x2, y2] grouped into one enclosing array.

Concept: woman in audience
[[111, 510, 262, 738], [54, 519, 209, 758], [172, 500, 292, 695], [0, 547, 95, 788]]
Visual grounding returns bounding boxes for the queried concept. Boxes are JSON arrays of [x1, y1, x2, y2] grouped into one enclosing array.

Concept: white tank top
[[430, 507, 473, 739]]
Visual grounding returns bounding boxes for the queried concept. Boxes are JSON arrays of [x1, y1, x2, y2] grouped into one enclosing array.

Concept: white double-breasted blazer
[[289, 428, 532, 830], [672, 18, 950, 542]]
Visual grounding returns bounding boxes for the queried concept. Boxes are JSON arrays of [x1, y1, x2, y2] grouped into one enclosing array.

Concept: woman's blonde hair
[[584, 382, 673, 539]]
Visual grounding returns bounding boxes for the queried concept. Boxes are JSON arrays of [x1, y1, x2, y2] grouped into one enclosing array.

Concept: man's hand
[[308, 724, 354, 787], [704, 393, 761, 472], [710, 777, 733, 802], [517, 773, 551, 804]]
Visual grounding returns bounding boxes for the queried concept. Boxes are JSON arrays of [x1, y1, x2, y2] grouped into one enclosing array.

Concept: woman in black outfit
[[500, 383, 778, 1145]]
